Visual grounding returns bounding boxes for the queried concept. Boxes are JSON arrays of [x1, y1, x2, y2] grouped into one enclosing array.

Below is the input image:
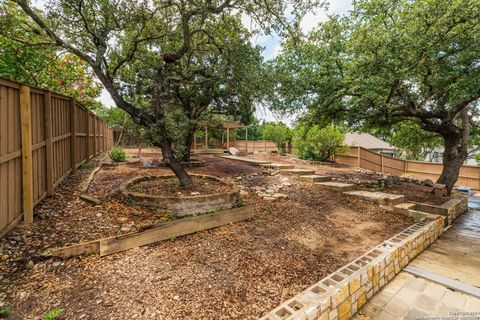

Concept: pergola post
[[194, 130, 197, 153], [204, 126, 208, 150], [227, 128, 230, 149], [245, 127, 248, 153]]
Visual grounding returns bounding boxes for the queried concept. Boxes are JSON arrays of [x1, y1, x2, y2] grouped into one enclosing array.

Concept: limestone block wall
[[440, 196, 468, 224], [260, 217, 445, 320]]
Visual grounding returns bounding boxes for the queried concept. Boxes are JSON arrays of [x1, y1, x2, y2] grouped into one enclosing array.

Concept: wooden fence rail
[[0, 77, 113, 237], [335, 146, 480, 190]]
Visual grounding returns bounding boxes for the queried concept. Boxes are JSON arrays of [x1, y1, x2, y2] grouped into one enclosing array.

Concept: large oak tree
[[12, 0, 318, 188], [271, 0, 480, 193]]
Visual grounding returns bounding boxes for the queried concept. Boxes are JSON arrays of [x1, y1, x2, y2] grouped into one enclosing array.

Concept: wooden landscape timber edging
[[47, 205, 254, 258], [78, 163, 104, 205], [335, 146, 480, 190], [0, 77, 114, 237]]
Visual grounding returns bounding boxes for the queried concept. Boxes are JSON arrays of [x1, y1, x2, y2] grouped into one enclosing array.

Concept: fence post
[[20, 85, 33, 224], [44, 90, 54, 196], [93, 116, 97, 155], [357, 147, 361, 167], [404, 160, 408, 174], [381, 155, 384, 173], [70, 99, 77, 173]]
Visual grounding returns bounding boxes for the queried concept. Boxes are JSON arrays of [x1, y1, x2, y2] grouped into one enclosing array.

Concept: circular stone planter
[[142, 159, 206, 168], [120, 174, 240, 217], [159, 159, 206, 168]]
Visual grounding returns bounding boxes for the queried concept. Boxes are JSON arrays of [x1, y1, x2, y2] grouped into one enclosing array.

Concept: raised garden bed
[[142, 158, 206, 168], [48, 206, 254, 258], [120, 174, 241, 216]]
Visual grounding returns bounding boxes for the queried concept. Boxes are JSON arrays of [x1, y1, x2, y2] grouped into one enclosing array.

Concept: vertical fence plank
[[20, 85, 33, 224], [44, 90, 54, 196], [357, 147, 361, 167], [93, 116, 97, 155], [381, 155, 384, 173], [70, 99, 77, 173], [85, 109, 90, 161]]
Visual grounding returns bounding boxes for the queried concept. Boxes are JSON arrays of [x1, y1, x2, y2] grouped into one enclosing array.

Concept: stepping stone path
[[344, 190, 405, 206], [261, 193, 289, 201], [316, 181, 357, 192], [223, 155, 411, 212], [280, 168, 316, 176], [220, 155, 270, 165], [298, 175, 331, 183], [259, 163, 294, 170]]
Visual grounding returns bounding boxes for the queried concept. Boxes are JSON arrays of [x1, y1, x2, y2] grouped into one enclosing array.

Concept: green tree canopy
[[293, 124, 346, 161], [12, 0, 318, 187], [262, 122, 292, 154], [271, 0, 480, 192], [0, 2, 102, 109]]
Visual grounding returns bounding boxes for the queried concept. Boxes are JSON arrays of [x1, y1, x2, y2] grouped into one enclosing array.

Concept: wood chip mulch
[[0, 153, 415, 319]]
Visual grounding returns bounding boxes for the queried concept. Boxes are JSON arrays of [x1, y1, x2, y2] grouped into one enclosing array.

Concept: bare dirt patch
[[250, 153, 449, 205], [1, 151, 415, 319]]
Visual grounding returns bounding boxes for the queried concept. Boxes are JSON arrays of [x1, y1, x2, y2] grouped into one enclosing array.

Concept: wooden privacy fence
[[224, 140, 278, 153], [0, 78, 113, 236], [335, 146, 480, 190]]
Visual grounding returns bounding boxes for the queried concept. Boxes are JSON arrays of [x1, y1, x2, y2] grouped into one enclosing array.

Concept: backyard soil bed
[[378, 182, 448, 206], [251, 153, 448, 205], [128, 175, 233, 196], [0, 151, 415, 319]]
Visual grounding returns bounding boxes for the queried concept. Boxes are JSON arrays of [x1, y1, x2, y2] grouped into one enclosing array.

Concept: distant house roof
[[344, 132, 397, 151]]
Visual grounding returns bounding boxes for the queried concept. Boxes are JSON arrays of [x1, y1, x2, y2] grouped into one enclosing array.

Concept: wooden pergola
[[193, 120, 251, 152]]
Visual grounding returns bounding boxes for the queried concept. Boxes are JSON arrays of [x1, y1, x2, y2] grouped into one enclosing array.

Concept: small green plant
[[109, 147, 126, 162], [124, 197, 135, 206], [0, 306, 9, 318], [43, 307, 63, 320], [80, 160, 97, 169]]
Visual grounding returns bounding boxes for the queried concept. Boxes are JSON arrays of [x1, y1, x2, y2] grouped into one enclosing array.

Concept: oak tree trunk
[[437, 138, 464, 195], [181, 129, 195, 162], [436, 109, 469, 195], [155, 139, 193, 188]]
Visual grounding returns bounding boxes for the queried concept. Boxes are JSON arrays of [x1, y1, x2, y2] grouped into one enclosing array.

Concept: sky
[[93, 0, 354, 125]]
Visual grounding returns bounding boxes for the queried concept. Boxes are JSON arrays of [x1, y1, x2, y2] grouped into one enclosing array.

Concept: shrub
[[261, 122, 292, 155], [293, 124, 347, 161], [0, 306, 9, 318], [43, 307, 63, 320], [109, 147, 126, 162]]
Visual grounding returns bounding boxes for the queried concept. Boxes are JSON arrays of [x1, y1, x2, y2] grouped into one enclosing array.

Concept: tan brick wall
[[260, 217, 445, 320]]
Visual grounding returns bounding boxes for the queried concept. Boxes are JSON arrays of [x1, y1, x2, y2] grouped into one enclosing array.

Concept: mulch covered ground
[[0, 151, 416, 319]]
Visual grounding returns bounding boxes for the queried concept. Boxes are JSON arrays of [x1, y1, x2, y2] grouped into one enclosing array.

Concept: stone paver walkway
[[355, 200, 480, 319]]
